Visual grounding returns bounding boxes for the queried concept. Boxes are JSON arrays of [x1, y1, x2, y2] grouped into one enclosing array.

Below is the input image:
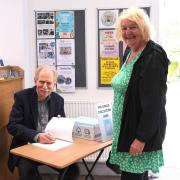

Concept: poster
[[100, 57, 120, 85], [37, 39, 56, 66], [99, 10, 119, 29], [56, 39, 75, 65], [36, 12, 55, 39], [56, 11, 75, 38], [96, 102, 113, 142], [56, 66, 75, 92], [36, 10, 86, 90], [99, 29, 119, 58], [98, 9, 123, 87]]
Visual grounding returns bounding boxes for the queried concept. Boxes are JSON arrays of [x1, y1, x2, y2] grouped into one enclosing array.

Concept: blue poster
[[56, 11, 74, 38]]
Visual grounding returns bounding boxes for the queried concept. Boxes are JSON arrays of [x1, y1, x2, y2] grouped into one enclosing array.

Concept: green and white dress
[[109, 51, 164, 173]]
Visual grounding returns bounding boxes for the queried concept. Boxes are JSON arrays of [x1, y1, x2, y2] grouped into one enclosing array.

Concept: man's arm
[[7, 93, 38, 143]]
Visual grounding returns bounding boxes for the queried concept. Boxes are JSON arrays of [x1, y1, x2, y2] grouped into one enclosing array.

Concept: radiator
[[64, 100, 111, 162]]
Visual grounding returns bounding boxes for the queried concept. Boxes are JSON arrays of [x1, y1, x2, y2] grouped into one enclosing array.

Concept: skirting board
[[38, 162, 120, 176]]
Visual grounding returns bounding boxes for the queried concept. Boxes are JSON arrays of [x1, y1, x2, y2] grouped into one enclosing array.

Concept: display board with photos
[[97, 7, 150, 87], [35, 10, 86, 92]]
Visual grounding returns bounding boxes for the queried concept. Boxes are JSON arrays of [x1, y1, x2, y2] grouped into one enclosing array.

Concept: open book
[[32, 117, 75, 151]]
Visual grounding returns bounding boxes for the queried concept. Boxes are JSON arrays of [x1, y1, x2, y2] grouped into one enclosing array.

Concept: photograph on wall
[[56, 66, 75, 93], [36, 12, 55, 39], [56, 11, 75, 38], [56, 39, 75, 65], [100, 57, 120, 85], [99, 29, 119, 58], [99, 9, 119, 29], [37, 39, 56, 66]]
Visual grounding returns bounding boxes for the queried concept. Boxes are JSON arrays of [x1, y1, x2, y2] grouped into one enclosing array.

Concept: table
[[10, 138, 112, 180]]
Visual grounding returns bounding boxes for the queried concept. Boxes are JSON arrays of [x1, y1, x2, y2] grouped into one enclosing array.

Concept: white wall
[[0, 0, 159, 102], [0, 0, 23, 66], [0, 0, 30, 86]]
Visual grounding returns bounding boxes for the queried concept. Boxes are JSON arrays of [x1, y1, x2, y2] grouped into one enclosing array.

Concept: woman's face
[[121, 19, 143, 51]]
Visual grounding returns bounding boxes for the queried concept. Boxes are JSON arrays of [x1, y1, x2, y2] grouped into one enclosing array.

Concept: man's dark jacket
[[117, 40, 170, 152], [7, 86, 65, 172]]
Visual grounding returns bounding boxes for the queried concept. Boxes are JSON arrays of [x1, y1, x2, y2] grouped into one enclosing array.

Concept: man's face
[[35, 69, 55, 101]]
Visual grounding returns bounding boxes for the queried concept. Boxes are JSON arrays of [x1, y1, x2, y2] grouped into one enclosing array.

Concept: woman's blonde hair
[[34, 65, 58, 83], [115, 7, 153, 42]]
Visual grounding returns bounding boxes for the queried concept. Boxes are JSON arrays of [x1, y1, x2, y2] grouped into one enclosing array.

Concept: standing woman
[[108, 8, 169, 180]]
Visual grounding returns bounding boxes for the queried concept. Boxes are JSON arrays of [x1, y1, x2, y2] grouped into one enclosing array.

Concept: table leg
[[57, 167, 69, 180], [82, 149, 104, 180]]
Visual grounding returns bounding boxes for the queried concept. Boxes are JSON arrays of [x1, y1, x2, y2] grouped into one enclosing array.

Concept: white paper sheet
[[45, 117, 75, 142], [32, 139, 72, 151], [32, 117, 75, 151]]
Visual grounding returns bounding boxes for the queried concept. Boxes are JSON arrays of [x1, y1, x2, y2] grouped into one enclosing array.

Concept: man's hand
[[37, 133, 56, 144], [129, 138, 145, 156]]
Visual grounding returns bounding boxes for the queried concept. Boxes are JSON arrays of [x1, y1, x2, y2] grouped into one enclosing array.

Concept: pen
[[56, 138, 73, 143]]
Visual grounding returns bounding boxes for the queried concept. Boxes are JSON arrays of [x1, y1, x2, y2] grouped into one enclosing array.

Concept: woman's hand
[[129, 138, 145, 156]]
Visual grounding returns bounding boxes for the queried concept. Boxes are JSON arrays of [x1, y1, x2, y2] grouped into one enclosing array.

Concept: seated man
[[7, 65, 80, 180]]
